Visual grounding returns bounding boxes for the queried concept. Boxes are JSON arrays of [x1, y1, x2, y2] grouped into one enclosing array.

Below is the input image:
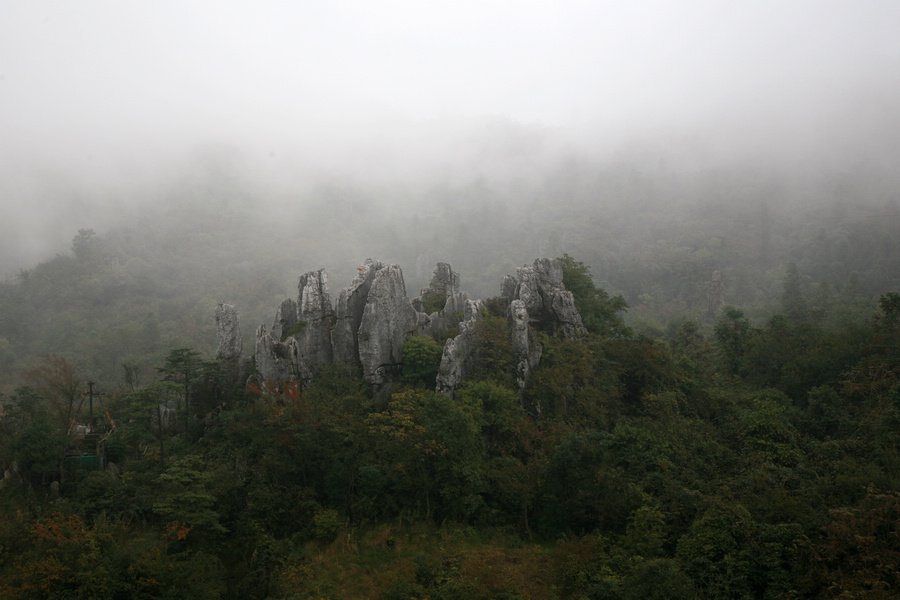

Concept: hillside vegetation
[[1, 145, 899, 598]]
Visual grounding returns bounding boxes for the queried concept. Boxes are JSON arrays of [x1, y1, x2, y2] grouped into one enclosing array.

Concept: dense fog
[[5, 9, 900, 595], [2, 1, 899, 291]]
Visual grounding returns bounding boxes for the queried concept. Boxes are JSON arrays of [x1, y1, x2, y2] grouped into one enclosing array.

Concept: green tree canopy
[[0, 387, 68, 487], [558, 254, 630, 338], [401, 335, 444, 389]]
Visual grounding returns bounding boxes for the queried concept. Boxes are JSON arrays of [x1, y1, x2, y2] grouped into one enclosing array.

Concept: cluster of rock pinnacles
[[215, 258, 586, 397]]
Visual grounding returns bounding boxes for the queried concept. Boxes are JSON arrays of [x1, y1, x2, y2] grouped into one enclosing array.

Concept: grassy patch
[[271, 521, 562, 599]]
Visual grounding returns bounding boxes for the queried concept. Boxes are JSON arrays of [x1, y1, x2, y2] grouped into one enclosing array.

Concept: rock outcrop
[[249, 256, 588, 396], [214, 302, 243, 361], [215, 301, 251, 392], [332, 259, 384, 372], [152, 403, 178, 435], [254, 324, 300, 383], [357, 264, 427, 387], [415, 262, 468, 339], [295, 270, 335, 380], [500, 275, 518, 307], [435, 299, 485, 396], [508, 298, 542, 393], [254, 260, 428, 391], [419, 262, 460, 300], [502, 258, 587, 339], [254, 270, 336, 383], [270, 298, 299, 342], [496, 258, 587, 395]]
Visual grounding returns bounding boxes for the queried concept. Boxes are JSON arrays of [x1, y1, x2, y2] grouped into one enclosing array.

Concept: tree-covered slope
[[2, 141, 898, 393], [1, 245, 898, 598]]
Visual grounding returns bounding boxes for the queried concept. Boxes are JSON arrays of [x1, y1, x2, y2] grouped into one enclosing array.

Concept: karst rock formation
[[238, 258, 586, 396]]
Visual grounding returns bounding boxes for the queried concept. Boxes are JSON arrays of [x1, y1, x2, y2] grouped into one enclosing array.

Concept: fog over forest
[[7, 6, 900, 597], [2, 1, 899, 290]]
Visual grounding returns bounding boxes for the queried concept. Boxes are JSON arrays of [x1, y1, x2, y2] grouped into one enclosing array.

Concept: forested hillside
[[1, 134, 897, 393], [1, 116, 899, 600], [1, 222, 899, 597], [4, 2, 900, 597]]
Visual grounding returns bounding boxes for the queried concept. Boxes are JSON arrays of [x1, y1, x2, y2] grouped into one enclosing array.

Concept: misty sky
[[2, 1, 900, 273], [3, 1, 899, 160]]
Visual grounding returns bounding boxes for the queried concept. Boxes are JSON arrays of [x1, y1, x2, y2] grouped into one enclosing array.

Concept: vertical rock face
[[332, 259, 384, 372], [271, 298, 298, 342], [216, 302, 250, 395], [294, 269, 335, 379], [215, 302, 243, 361], [255, 271, 335, 383], [515, 265, 543, 314], [488, 258, 586, 394], [416, 262, 468, 339], [248, 257, 586, 395], [508, 299, 542, 394], [419, 262, 461, 299], [510, 258, 586, 338], [500, 275, 518, 305], [547, 289, 586, 338], [435, 299, 485, 396], [152, 404, 178, 435], [533, 257, 565, 291], [357, 264, 425, 386], [253, 260, 429, 389], [254, 324, 300, 383]]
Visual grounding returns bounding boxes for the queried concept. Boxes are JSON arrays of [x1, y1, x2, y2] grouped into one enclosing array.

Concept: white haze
[[1, 0, 900, 275]]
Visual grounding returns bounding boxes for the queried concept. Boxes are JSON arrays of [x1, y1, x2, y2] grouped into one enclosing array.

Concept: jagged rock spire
[[357, 264, 427, 388], [215, 302, 243, 361], [249, 257, 587, 396], [295, 269, 335, 380], [503, 258, 587, 338], [332, 259, 384, 372]]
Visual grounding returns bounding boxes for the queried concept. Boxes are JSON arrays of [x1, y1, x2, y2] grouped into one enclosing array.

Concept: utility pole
[[86, 381, 100, 433]]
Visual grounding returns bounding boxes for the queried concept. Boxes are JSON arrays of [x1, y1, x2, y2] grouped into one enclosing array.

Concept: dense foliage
[[1, 239, 899, 597], [1, 139, 899, 597], [2, 143, 898, 393]]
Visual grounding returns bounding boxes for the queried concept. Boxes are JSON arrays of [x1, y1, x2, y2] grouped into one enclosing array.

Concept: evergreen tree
[[558, 254, 630, 338]]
